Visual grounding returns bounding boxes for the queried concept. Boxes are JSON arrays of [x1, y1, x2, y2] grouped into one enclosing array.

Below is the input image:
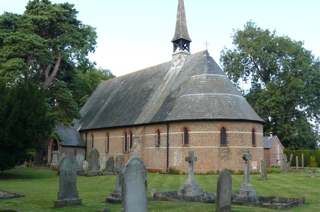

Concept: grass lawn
[[0, 167, 319, 211]]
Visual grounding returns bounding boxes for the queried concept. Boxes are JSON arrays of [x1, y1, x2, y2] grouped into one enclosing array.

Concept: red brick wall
[[269, 137, 284, 167], [80, 120, 264, 172]]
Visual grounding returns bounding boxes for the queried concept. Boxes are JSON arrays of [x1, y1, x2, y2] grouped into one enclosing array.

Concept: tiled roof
[[56, 125, 85, 147], [263, 136, 277, 149], [78, 50, 264, 131]]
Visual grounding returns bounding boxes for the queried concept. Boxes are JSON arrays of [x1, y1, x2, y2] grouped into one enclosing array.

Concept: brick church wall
[[81, 120, 263, 172]]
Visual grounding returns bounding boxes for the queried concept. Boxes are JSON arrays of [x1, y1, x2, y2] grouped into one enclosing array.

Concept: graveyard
[[0, 163, 319, 211]]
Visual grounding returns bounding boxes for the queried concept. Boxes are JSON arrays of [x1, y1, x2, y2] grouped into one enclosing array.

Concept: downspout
[[166, 123, 170, 173]]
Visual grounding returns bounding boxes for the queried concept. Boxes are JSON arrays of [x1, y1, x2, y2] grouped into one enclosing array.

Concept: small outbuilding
[[263, 135, 284, 167]]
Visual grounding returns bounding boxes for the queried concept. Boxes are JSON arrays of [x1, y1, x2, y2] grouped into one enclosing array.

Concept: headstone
[[289, 154, 293, 166], [178, 151, 203, 197], [234, 149, 258, 204], [296, 156, 299, 170], [51, 151, 59, 167], [122, 157, 148, 212], [310, 170, 316, 178], [106, 155, 124, 204], [100, 156, 107, 172], [54, 156, 82, 208], [58, 153, 66, 165], [280, 154, 288, 174], [301, 154, 304, 169], [76, 153, 84, 173], [83, 160, 89, 171], [260, 158, 267, 180], [105, 156, 115, 174], [216, 169, 232, 212], [88, 148, 101, 175]]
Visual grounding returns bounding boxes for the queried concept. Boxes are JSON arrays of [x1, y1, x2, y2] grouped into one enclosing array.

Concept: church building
[[76, 0, 265, 173]]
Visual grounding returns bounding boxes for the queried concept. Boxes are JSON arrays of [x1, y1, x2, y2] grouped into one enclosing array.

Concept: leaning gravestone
[[105, 156, 115, 175], [216, 169, 232, 212], [100, 156, 107, 172], [122, 157, 148, 212], [301, 154, 304, 169], [234, 149, 258, 204], [296, 156, 299, 170], [54, 156, 82, 208], [106, 155, 124, 204], [280, 154, 288, 174], [289, 154, 293, 166], [178, 151, 203, 197], [260, 158, 267, 180], [76, 153, 84, 173], [88, 148, 101, 176]]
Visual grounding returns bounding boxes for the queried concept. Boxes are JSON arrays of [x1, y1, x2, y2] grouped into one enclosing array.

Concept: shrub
[[309, 156, 318, 167], [168, 166, 180, 175]]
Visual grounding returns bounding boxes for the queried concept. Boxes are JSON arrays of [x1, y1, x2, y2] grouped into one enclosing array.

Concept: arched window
[[183, 127, 189, 145], [91, 134, 94, 149], [252, 128, 256, 146], [106, 133, 109, 153], [157, 130, 161, 146], [129, 132, 133, 149], [124, 132, 128, 152], [220, 127, 227, 146]]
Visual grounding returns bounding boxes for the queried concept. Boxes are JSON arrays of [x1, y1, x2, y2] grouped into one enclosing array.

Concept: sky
[[1, 0, 320, 77]]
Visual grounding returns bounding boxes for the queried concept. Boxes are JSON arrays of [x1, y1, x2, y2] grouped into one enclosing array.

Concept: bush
[[309, 156, 318, 167], [168, 166, 180, 175]]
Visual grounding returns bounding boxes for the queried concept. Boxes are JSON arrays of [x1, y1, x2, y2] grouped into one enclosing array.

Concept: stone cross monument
[[178, 151, 203, 197], [234, 149, 258, 204]]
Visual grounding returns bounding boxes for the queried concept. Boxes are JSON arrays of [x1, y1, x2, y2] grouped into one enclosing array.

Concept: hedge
[[284, 150, 320, 167]]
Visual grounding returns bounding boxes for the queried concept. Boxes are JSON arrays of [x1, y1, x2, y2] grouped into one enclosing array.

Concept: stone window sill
[[182, 144, 189, 147]]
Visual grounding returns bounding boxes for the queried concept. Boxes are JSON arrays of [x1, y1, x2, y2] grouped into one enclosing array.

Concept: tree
[[220, 21, 320, 150], [0, 81, 53, 171]]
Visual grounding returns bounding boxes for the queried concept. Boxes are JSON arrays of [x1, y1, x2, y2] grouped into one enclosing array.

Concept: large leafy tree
[[0, 81, 53, 171], [220, 21, 320, 150]]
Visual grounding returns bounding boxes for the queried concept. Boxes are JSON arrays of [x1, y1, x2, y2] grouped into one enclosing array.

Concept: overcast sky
[[1, 0, 320, 77]]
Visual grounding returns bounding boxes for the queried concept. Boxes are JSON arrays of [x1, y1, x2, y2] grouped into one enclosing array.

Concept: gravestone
[[280, 154, 288, 174], [58, 153, 66, 165], [178, 151, 203, 197], [105, 156, 115, 175], [234, 149, 258, 204], [289, 154, 293, 166], [310, 170, 316, 178], [301, 154, 304, 169], [296, 156, 299, 170], [54, 156, 82, 208], [106, 155, 124, 203], [83, 160, 89, 171], [260, 158, 267, 180], [51, 151, 59, 167], [76, 153, 84, 173], [88, 148, 101, 175], [216, 169, 232, 212], [122, 157, 148, 212], [100, 156, 107, 172]]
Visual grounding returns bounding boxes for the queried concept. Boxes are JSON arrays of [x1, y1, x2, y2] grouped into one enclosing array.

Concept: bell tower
[[172, 0, 192, 53]]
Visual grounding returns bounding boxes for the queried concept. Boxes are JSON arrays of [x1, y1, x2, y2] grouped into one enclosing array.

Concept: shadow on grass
[[0, 167, 58, 180]]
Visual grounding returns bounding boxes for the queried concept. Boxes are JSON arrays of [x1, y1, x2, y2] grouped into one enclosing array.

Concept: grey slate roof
[[56, 125, 85, 147], [79, 50, 264, 131], [263, 136, 281, 149], [172, 0, 191, 42]]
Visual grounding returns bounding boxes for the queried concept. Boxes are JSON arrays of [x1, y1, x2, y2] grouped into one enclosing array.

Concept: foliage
[[0, 81, 53, 171], [168, 166, 180, 175], [284, 150, 320, 167], [220, 21, 320, 150], [309, 156, 318, 168]]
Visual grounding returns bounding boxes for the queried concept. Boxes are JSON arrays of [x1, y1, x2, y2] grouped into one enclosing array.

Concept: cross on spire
[[204, 40, 209, 50]]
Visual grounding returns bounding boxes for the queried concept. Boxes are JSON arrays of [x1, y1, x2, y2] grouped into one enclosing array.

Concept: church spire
[[172, 0, 192, 53]]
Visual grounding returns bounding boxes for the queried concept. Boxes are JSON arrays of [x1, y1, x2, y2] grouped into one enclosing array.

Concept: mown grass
[[0, 167, 319, 211]]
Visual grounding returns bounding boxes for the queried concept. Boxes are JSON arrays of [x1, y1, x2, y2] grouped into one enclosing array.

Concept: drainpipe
[[166, 123, 170, 173]]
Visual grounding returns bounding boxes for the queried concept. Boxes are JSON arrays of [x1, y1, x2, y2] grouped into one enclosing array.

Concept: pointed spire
[[172, 0, 192, 53]]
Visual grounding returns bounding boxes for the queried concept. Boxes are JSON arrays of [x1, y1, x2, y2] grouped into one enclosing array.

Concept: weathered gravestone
[[122, 157, 148, 212], [51, 151, 59, 167], [234, 149, 258, 204], [105, 156, 115, 175], [310, 170, 316, 178], [260, 158, 267, 180], [280, 154, 289, 174], [106, 155, 124, 203], [54, 156, 82, 208], [301, 154, 304, 169], [289, 154, 293, 167], [76, 153, 84, 173], [296, 156, 299, 170], [83, 160, 89, 172], [100, 156, 107, 172], [178, 151, 203, 197], [89, 148, 101, 176], [216, 169, 232, 212], [58, 153, 66, 166]]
